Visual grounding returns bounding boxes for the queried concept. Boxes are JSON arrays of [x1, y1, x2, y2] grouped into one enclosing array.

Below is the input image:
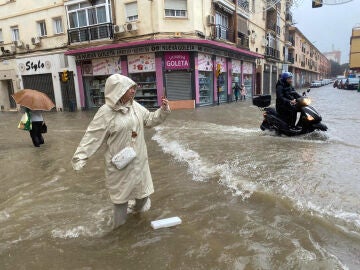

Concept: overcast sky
[[291, 0, 360, 64]]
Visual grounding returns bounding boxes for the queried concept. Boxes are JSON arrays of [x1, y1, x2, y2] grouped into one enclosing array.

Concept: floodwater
[[0, 85, 359, 269]]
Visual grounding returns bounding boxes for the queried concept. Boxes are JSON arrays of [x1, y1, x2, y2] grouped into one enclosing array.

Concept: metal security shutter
[[165, 72, 192, 100], [263, 67, 270, 95], [22, 74, 55, 103], [271, 70, 278, 94]]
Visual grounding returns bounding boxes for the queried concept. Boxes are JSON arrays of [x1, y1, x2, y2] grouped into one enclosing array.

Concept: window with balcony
[[126, 2, 138, 22], [165, 0, 187, 18], [215, 12, 229, 40], [37, 20, 47, 37], [11, 27, 19, 41], [66, 0, 112, 43], [53, 17, 63, 34]]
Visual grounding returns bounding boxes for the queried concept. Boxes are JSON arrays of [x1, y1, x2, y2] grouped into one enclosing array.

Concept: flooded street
[[1, 85, 360, 269]]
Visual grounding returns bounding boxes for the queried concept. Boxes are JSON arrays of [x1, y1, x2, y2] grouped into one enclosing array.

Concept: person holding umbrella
[[12, 89, 55, 147], [19, 106, 45, 147]]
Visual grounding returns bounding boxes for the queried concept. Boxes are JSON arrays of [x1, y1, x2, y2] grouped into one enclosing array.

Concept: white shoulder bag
[[111, 146, 136, 170]]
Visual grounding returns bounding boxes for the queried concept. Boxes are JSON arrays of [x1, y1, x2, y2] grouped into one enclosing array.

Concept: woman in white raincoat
[[72, 74, 170, 228]]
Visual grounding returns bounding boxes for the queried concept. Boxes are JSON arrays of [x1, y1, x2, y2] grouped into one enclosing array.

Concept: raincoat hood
[[105, 74, 137, 110]]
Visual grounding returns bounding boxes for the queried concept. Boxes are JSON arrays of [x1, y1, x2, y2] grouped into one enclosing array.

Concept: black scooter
[[252, 89, 328, 136]]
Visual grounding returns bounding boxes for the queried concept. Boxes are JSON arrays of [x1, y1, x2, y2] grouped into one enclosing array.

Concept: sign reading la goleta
[[164, 52, 190, 70]]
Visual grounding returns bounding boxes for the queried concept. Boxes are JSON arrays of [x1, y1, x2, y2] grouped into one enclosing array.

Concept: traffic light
[[312, 0, 323, 8], [61, 70, 69, 82], [216, 63, 222, 78]]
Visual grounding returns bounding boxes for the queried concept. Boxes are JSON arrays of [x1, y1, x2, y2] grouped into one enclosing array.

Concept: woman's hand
[[161, 97, 170, 111]]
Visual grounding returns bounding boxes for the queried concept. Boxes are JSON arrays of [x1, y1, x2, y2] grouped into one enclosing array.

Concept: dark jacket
[[276, 80, 301, 111]]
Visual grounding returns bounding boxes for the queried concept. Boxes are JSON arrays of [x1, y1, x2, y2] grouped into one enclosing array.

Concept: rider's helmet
[[281, 72, 293, 82]]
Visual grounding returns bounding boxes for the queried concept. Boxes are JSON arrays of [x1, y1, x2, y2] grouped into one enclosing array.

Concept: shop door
[[59, 71, 77, 111], [22, 74, 55, 104], [263, 70, 270, 95], [7, 80, 16, 108], [165, 72, 192, 100], [255, 72, 262, 95]]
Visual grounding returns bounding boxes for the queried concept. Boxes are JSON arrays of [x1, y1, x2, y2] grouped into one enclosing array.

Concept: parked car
[[311, 80, 321, 88], [344, 78, 359, 90]]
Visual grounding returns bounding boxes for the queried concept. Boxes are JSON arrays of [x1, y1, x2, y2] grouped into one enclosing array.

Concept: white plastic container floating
[[150, 216, 182, 229]]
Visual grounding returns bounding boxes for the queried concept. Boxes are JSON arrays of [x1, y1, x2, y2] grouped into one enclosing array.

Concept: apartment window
[[125, 2, 138, 22], [53, 17, 63, 34], [215, 12, 229, 40], [11, 27, 19, 41], [0, 29, 3, 43], [165, 0, 187, 18], [66, 0, 111, 29], [37, 20, 47, 37], [251, 0, 255, 13]]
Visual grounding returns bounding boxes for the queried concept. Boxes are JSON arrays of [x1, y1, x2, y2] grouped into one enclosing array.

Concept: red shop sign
[[164, 52, 190, 70]]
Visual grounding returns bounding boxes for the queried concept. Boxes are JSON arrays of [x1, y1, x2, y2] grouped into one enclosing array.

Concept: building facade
[[287, 26, 330, 88], [0, 0, 331, 111], [349, 26, 360, 73]]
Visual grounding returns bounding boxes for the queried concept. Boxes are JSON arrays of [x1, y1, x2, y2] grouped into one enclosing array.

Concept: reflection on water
[[0, 86, 359, 269]]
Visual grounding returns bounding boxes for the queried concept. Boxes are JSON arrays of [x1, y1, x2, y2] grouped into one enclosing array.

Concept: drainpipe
[[111, 0, 116, 25]]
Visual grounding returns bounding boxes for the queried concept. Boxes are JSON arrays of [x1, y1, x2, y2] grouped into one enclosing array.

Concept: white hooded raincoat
[[72, 74, 170, 204]]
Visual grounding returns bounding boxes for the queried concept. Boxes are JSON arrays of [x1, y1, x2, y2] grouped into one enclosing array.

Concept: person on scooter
[[276, 72, 301, 128]]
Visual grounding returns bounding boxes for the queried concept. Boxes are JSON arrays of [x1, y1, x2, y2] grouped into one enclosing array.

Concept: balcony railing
[[287, 57, 294, 63], [266, 23, 281, 36], [237, 36, 249, 49], [214, 24, 229, 41], [286, 12, 293, 23], [68, 23, 113, 44], [265, 47, 280, 59]]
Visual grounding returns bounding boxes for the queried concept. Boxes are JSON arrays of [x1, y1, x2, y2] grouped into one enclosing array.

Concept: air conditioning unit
[[207, 15, 215, 26], [124, 22, 138, 32], [261, 38, 268, 47], [10, 45, 16, 53], [14, 40, 24, 48], [31, 36, 41, 45], [113, 24, 125, 34]]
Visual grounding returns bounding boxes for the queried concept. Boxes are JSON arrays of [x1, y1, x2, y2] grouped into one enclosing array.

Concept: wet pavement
[[0, 85, 360, 269]]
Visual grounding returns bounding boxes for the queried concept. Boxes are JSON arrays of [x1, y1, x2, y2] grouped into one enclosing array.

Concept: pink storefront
[[66, 39, 262, 110]]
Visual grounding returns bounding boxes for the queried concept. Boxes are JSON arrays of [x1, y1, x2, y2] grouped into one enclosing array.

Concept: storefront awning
[[65, 38, 263, 60]]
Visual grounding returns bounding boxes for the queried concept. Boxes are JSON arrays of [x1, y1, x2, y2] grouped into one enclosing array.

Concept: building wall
[[350, 27, 360, 70], [0, 0, 67, 52]]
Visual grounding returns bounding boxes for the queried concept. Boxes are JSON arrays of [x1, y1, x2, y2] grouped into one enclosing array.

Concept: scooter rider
[[276, 72, 301, 128]]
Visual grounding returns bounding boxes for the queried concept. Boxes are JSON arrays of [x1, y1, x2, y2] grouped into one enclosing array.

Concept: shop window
[[126, 2, 138, 22], [199, 72, 213, 105], [130, 73, 158, 109], [165, 0, 187, 18]]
